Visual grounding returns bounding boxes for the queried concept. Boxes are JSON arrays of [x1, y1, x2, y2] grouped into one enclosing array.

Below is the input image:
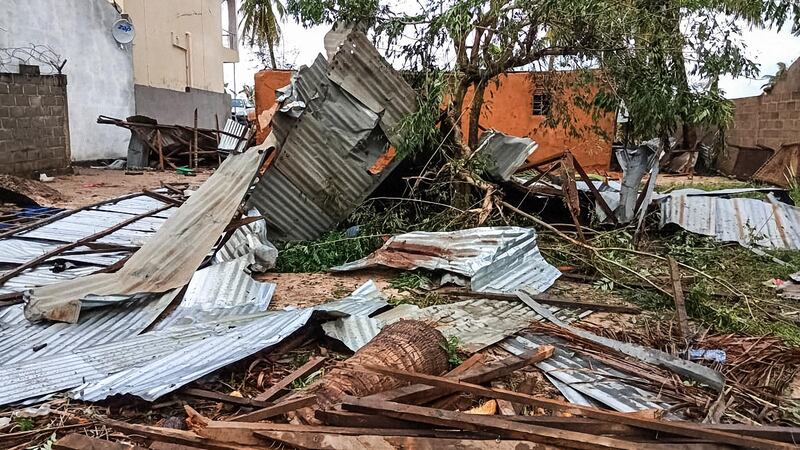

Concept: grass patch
[[388, 292, 449, 309]]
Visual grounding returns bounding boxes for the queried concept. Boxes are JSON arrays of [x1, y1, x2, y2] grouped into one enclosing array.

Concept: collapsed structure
[[3, 27, 800, 450]]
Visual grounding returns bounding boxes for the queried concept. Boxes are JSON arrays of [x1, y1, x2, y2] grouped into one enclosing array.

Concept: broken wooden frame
[[507, 150, 620, 242]]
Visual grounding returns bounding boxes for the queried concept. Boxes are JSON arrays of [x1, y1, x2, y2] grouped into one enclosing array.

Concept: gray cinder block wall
[[0, 73, 70, 177]]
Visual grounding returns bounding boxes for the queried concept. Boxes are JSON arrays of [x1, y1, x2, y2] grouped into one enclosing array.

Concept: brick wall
[[728, 58, 800, 151], [0, 73, 70, 177]]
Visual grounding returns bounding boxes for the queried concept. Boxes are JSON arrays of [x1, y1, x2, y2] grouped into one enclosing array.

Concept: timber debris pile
[[4, 28, 800, 450]]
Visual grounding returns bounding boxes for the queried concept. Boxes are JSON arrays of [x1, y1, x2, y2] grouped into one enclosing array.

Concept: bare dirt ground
[[256, 269, 402, 310], [40, 167, 212, 209]]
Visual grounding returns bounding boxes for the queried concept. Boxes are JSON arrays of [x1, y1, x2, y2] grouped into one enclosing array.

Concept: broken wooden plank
[[255, 431, 555, 450], [368, 347, 553, 406], [342, 396, 641, 450], [101, 419, 248, 450], [355, 365, 791, 450], [53, 434, 147, 450], [496, 399, 517, 416], [196, 421, 491, 447], [668, 256, 691, 339], [182, 388, 271, 408], [255, 357, 326, 402], [361, 352, 485, 404], [314, 409, 422, 429], [231, 394, 317, 422]]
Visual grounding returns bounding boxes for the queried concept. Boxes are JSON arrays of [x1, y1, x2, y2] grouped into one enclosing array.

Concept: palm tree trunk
[[268, 41, 277, 69]]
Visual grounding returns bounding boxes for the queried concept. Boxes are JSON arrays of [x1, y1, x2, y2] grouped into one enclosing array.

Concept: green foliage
[[394, 71, 447, 158], [275, 231, 383, 272], [388, 292, 448, 309], [440, 335, 464, 367], [14, 417, 34, 432], [240, 0, 286, 68], [390, 271, 433, 292], [286, 0, 798, 147], [292, 368, 324, 389]]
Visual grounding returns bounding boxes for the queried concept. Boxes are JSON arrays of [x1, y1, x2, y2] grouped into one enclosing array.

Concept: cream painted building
[[111, 0, 239, 128]]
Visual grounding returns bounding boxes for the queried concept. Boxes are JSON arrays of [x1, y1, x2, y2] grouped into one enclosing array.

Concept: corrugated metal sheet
[[73, 309, 314, 402], [0, 264, 101, 296], [380, 298, 586, 353], [25, 148, 264, 323], [0, 290, 178, 365], [248, 31, 417, 241], [314, 280, 388, 317], [70, 282, 387, 403], [333, 227, 560, 295], [0, 324, 215, 405], [659, 193, 800, 250], [474, 130, 538, 181], [154, 256, 275, 330], [500, 333, 668, 412], [322, 315, 381, 352], [327, 31, 418, 147]]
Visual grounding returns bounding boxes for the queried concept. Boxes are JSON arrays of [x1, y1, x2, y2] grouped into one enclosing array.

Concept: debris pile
[[3, 26, 800, 450]]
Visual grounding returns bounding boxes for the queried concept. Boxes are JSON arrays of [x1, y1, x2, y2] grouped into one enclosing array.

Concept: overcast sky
[[224, 18, 800, 100]]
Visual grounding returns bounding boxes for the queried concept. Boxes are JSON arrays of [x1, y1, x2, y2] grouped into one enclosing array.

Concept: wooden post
[[668, 256, 691, 339], [156, 130, 164, 171]]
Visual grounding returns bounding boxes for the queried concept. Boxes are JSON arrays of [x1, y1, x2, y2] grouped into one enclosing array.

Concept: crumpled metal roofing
[[333, 227, 560, 294], [500, 333, 668, 413], [72, 308, 314, 402], [248, 30, 417, 241], [0, 279, 389, 406], [658, 192, 800, 250], [474, 130, 538, 181], [0, 291, 178, 365], [325, 297, 589, 353], [24, 148, 265, 323], [153, 256, 276, 330]]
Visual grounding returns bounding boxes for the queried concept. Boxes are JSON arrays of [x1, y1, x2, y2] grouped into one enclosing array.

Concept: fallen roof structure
[[23, 147, 266, 323], [248, 30, 418, 241]]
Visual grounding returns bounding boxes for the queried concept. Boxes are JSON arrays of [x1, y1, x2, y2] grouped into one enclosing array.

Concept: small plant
[[14, 417, 34, 432], [440, 336, 464, 368], [291, 369, 324, 389], [390, 272, 432, 292]]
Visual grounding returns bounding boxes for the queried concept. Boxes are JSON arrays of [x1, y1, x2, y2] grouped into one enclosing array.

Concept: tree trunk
[[467, 79, 488, 149], [268, 41, 277, 69]]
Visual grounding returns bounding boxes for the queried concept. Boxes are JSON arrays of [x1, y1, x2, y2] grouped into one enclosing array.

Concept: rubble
[[4, 21, 800, 450]]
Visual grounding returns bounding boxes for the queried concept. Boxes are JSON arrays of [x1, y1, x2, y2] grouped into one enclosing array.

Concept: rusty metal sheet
[[333, 227, 560, 294], [24, 148, 265, 324]]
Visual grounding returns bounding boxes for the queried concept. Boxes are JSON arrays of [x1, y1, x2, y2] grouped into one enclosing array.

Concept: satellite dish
[[112, 19, 135, 44]]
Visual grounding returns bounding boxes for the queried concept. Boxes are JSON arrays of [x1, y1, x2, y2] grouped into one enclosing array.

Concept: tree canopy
[[285, 0, 799, 153]]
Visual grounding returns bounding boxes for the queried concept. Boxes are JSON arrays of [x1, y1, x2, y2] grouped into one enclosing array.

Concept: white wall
[[0, 0, 135, 161]]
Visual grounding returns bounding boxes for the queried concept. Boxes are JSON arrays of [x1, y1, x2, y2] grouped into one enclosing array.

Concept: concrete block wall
[[728, 57, 800, 151], [0, 73, 70, 177]]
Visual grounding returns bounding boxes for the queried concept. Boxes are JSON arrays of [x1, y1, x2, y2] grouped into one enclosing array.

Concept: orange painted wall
[[254, 69, 614, 171], [254, 69, 293, 143], [462, 72, 614, 172]]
